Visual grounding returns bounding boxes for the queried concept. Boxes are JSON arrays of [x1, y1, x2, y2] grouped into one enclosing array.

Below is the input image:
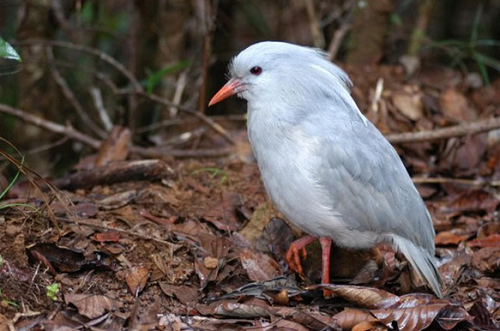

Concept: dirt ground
[[1, 64, 500, 330]]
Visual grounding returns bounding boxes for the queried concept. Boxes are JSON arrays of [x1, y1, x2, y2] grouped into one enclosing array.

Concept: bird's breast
[[247, 119, 352, 239]]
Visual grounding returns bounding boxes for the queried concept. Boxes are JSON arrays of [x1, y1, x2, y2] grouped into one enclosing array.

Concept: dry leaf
[[240, 249, 282, 282]]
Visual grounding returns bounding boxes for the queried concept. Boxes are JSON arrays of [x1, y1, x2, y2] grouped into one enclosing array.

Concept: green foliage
[[145, 60, 192, 94], [192, 167, 229, 185], [0, 156, 23, 209], [0, 37, 21, 62], [0, 139, 38, 211], [46, 283, 60, 301], [428, 6, 500, 85]]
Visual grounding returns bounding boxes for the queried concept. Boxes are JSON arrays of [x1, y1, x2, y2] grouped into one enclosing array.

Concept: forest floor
[[1, 64, 500, 331]]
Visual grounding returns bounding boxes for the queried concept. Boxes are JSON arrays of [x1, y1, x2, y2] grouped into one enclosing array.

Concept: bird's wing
[[308, 117, 435, 253]]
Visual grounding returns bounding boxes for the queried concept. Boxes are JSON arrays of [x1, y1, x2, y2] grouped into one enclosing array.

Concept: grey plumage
[[214, 41, 443, 297]]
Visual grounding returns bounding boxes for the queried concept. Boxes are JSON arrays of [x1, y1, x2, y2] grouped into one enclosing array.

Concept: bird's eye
[[250, 66, 262, 75]]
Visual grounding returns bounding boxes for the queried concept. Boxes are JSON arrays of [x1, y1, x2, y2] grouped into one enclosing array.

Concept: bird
[[209, 41, 443, 298]]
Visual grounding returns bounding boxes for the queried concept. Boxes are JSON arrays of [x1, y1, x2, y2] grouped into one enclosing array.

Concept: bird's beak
[[209, 78, 244, 106]]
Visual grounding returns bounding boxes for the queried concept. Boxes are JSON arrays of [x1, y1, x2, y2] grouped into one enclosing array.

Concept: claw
[[285, 235, 318, 277]]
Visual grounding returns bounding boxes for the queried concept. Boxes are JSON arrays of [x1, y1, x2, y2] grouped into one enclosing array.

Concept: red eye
[[250, 66, 262, 75]]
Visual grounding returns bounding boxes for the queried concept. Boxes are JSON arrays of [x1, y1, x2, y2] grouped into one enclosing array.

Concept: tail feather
[[392, 236, 443, 298]]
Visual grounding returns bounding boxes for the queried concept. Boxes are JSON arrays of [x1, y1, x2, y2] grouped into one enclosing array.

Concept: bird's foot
[[285, 235, 318, 277]]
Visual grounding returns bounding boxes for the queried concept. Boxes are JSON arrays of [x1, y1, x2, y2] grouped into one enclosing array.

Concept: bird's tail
[[391, 236, 443, 298]]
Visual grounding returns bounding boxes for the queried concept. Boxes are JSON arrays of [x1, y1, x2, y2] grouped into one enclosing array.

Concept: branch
[[386, 116, 500, 144], [135, 91, 235, 144], [0, 103, 100, 149], [46, 47, 107, 138], [14, 39, 142, 92], [0, 103, 230, 158]]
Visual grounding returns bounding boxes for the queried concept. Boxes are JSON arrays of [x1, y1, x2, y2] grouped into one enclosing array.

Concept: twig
[[135, 91, 235, 144], [14, 40, 143, 92], [412, 176, 500, 187], [169, 71, 187, 117], [46, 47, 107, 138], [0, 103, 230, 158], [90, 87, 113, 131], [386, 116, 500, 144], [56, 217, 176, 247], [130, 145, 231, 158], [24, 136, 69, 155], [327, 23, 351, 61], [305, 0, 325, 49], [0, 103, 101, 149]]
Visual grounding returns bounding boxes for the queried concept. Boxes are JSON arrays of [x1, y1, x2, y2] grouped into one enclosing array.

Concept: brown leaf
[[255, 217, 295, 259], [333, 308, 378, 331], [95, 126, 131, 166], [213, 299, 271, 318], [91, 231, 121, 243], [202, 191, 244, 231], [65, 293, 117, 319], [392, 86, 424, 121], [125, 266, 149, 295], [27, 243, 85, 273], [98, 190, 137, 210], [469, 234, 500, 248], [477, 222, 500, 238], [372, 304, 446, 331], [441, 189, 499, 214], [272, 306, 339, 330], [439, 88, 477, 123], [308, 284, 400, 309], [159, 283, 199, 304], [240, 248, 282, 282], [352, 321, 386, 331], [434, 231, 468, 246], [471, 247, 500, 274]]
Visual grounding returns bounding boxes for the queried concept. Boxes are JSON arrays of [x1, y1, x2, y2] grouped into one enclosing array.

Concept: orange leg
[[286, 236, 333, 297], [319, 238, 332, 285], [285, 235, 318, 276], [319, 238, 333, 297]]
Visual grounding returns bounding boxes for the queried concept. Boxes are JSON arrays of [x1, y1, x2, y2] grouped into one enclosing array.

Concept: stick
[[386, 116, 500, 144]]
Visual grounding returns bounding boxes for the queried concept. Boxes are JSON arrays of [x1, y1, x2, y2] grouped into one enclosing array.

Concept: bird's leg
[[319, 237, 332, 285], [285, 235, 318, 276]]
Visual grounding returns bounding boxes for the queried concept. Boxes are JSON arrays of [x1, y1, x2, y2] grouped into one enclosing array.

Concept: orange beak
[[208, 79, 244, 106]]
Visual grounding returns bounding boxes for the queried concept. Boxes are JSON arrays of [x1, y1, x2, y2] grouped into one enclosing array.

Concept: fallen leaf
[[469, 234, 500, 248], [434, 231, 468, 246], [126, 266, 149, 295], [333, 307, 379, 331], [91, 231, 121, 243], [392, 86, 423, 121], [65, 293, 117, 319], [159, 283, 199, 304], [439, 88, 477, 123], [240, 249, 282, 282], [471, 247, 500, 274]]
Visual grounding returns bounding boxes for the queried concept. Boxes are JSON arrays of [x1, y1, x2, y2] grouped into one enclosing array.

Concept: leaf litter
[[0, 65, 500, 330]]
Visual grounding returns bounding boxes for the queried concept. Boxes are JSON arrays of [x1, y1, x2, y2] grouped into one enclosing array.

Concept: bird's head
[[209, 41, 352, 108]]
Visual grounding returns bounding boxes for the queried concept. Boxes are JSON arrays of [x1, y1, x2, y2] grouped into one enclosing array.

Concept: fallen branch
[[387, 116, 500, 144], [52, 159, 174, 190]]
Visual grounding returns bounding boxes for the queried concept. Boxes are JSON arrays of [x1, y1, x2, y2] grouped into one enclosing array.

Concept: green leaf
[[146, 60, 191, 94], [0, 37, 21, 62], [46, 283, 60, 301]]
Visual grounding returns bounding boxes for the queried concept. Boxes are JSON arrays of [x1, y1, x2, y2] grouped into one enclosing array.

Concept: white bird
[[209, 41, 443, 297]]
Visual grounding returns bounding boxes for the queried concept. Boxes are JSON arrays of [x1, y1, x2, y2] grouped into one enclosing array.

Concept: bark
[[346, 0, 394, 65]]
